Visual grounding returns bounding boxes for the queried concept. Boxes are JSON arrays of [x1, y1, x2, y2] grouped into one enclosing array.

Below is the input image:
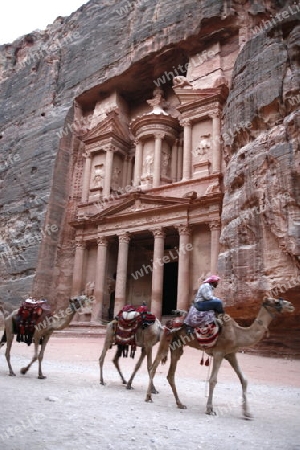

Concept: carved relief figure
[[161, 149, 171, 177], [111, 167, 121, 191], [195, 134, 211, 160], [172, 76, 192, 88], [144, 153, 153, 176], [93, 164, 104, 189]]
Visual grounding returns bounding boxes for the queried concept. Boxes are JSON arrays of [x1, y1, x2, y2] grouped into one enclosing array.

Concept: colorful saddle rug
[[184, 305, 220, 348], [15, 298, 51, 345], [115, 305, 156, 357]]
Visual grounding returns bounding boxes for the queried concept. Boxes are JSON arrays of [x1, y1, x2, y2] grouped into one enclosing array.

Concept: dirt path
[[1, 336, 300, 450]]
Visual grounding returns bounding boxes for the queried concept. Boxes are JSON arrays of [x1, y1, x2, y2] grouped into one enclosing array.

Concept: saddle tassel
[[200, 350, 205, 365]]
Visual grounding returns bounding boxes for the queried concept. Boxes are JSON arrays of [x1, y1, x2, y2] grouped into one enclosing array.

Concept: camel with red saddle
[[146, 297, 295, 419], [0, 295, 91, 379], [99, 305, 163, 392]]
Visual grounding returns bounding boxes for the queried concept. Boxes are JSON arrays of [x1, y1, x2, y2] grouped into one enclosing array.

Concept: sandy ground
[[0, 335, 300, 450]]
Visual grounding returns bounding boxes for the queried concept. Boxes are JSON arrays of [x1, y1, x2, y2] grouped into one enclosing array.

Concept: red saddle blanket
[[15, 299, 51, 345], [165, 309, 220, 348], [115, 305, 156, 357]]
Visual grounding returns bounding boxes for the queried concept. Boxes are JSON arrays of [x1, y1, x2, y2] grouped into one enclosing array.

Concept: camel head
[[263, 297, 295, 314], [69, 295, 93, 313]]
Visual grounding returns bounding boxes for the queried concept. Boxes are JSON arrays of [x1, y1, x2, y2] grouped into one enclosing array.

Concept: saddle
[[165, 305, 220, 349], [15, 298, 51, 345], [115, 305, 156, 358]]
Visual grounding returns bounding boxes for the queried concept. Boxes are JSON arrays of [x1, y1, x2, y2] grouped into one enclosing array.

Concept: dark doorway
[[162, 261, 178, 315]]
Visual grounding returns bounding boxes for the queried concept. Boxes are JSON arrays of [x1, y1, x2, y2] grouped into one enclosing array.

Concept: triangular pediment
[[82, 110, 131, 144], [173, 85, 229, 110], [90, 192, 191, 222]]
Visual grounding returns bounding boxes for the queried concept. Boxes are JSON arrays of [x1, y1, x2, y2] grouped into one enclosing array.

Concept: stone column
[[211, 113, 221, 173], [171, 140, 178, 182], [72, 237, 86, 296], [181, 119, 192, 180], [209, 220, 221, 273], [153, 133, 164, 188], [81, 152, 91, 203], [114, 232, 131, 314], [176, 225, 191, 311], [177, 139, 183, 181], [133, 140, 143, 186], [91, 236, 108, 323], [122, 155, 130, 188], [151, 228, 165, 318], [103, 146, 114, 198]]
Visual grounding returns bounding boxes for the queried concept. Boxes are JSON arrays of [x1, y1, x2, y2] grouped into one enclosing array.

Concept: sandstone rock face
[[0, 1, 299, 354]]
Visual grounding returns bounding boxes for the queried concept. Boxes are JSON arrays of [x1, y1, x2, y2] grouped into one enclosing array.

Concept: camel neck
[[234, 306, 275, 348]]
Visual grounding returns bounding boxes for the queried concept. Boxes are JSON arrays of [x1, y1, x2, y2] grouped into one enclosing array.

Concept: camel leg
[[112, 346, 127, 385], [99, 343, 110, 385], [145, 333, 171, 402], [206, 352, 223, 415], [225, 352, 252, 419], [20, 340, 39, 376], [146, 347, 158, 394], [37, 335, 51, 379], [4, 333, 16, 376], [126, 347, 146, 390], [167, 347, 186, 409]]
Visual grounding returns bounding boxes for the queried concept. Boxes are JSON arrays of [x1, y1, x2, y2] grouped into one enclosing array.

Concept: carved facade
[[69, 48, 229, 323]]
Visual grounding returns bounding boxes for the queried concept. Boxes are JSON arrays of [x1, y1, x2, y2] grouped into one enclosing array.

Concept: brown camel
[[146, 297, 295, 418], [0, 295, 92, 379], [99, 317, 163, 392]]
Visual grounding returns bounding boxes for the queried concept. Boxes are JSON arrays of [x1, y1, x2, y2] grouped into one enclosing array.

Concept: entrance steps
[[53, 322, 107, 338]]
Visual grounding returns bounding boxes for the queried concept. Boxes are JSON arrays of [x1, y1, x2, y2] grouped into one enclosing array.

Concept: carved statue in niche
[[111, 166, 122, 191], [161, 149, 171, 177], [195, 134, 211, 160], [93, 164, 104, 189], [144, 153, 153, 176]]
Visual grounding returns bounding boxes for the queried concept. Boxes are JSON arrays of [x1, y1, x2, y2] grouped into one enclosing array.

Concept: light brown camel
[[0, 295, 92, 379], [99, 317, 163, 392], [146, 297, 295, 418]]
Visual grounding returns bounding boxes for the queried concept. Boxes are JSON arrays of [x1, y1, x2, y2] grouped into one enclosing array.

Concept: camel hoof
[[205, 409, 217, 416], [243, 412, 254, 421], [177, 404, 187, 410], [126, 384, 133, 390], [151, 388, 159, 395], [9, 372, 16, 377], [38, 375, 47, 379], [145, 397, 153, 403], [20, 368, 27, 375], [100, 381, 105, 385]]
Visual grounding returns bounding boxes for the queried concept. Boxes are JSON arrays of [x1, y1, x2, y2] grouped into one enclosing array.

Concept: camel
[[99, 317, 163, 392], [0, 295, 92, 379], [146, 297, 295, 418]]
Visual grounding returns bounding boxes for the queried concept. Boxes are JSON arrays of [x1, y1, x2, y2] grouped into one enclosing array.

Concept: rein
[[255, 298, 284, 337], [262, 298, 284, 319]]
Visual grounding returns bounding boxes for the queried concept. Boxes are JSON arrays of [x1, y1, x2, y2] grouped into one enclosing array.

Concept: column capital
[[152, 227, 165, 239], [180, 118, 191, 127], [209, 110, 221, 119], [176, 224, 191, 236], [118, 232, 131, 244], [104, 145, 115, 153], [209, 220, 221, 230], [154, 132, 165, 140], [83, 151, 91, 159], [75, 237, 86, 249], [97, 235, 108, 246]]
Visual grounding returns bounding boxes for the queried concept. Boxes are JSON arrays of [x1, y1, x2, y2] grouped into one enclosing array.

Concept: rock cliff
[[0, 0, 299, 355]]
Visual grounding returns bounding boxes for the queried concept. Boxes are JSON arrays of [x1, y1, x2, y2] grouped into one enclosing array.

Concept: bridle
[[262, 298, 284, 318]]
